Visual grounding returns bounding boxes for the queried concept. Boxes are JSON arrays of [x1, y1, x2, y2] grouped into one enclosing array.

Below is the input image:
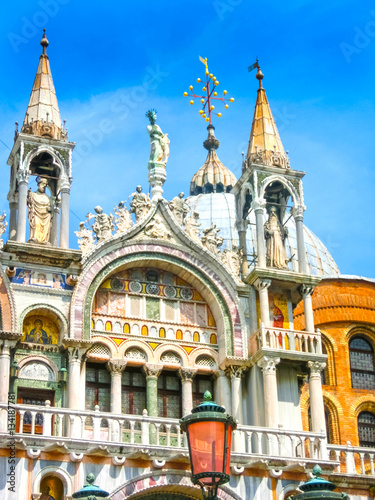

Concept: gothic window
[[358, 411, 375, 447], [85, 363, 111, 414], [157, 372, 181, 418], [192, 375, 214, 408], [122, 368, 146, 415], [349, 337, 375, 390]]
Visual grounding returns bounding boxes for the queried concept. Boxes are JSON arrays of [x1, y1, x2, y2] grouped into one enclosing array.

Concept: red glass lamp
[[180, 391, 237, 499]]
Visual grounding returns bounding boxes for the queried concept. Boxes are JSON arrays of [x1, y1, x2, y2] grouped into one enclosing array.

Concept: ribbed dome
[[187, 192, 339, 277]]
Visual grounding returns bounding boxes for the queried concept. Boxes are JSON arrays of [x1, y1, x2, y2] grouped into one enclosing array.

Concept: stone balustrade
[[249, 324, 322, 355], [328, 443, 375, 476]]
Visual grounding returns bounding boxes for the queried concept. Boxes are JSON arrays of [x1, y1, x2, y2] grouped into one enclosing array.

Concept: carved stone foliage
[[107, 359, 127, 374], [160, 351, 182, 365], [125, 348, 147, 361], [257, 356, 280, 373], [201, 223, 223, 256], [0, 212, 7, 248], [144, 215, 172, 240], [143, 363, 163, 378], [225, 365, 247, 379], [169, 193, 189, 226], [307, 361, 326, 374], [221, 247, 242, 277], [184, 211, 201, 244], [178, 367, 197, 383], [113, 201, 133, 233]]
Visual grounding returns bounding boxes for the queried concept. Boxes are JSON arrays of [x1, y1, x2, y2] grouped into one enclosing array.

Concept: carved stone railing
[[328, 443, 375, 476], [249, 324, 322, 356]]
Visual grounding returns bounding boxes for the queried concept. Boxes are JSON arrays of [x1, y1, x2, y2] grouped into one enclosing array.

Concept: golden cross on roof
[[183, 57, 234, 125]]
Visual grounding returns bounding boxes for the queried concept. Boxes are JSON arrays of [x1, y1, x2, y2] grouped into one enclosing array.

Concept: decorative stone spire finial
[[40, 29, 49, 55]]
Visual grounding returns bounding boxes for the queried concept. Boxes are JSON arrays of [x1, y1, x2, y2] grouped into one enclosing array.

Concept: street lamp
[[72, 473, 109, 499], [292, 465, 349, 500], [180, 391, 237, 500]]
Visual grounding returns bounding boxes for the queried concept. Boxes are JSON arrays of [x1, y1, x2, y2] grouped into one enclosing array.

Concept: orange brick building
[[295, 276, 375, 449]]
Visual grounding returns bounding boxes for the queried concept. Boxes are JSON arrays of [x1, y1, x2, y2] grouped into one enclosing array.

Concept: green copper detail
[[203, 390, 212, 402]]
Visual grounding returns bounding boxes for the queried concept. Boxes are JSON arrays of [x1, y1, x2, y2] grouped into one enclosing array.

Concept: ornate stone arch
[[320, 331, 337, 386], [108, 470, 243, 499], [258, 174, 301, 206], [0, 266, 15, 331], [191, 347, 219, 370], [18, 303, 68, 339], [87, 336, 116, 359], [70, 244, 246, 363], [22, 145, 67, 177], [33, 465, 73, 498], [155, 343, 188, 367], [121, 340, 153, 362], [349, 396, 375, 447], [18, 354, 59, 380]]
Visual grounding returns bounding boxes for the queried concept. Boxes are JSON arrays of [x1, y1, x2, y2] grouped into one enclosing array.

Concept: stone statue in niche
[[169, 192, 189, 225], [146, 109, 170, 167], [130, 186, 151, 222], [221, 246, 243, 276], [201, 223, 223, 256], [0, 212, 7, 248], [264, 206, 288, 269], [40, 486, 56, 500], [145, 215, 171, 240], [113, 201, 133, 233], [185, 211, 201, 244], [87, 206, 114, 244], [27, 177, 52, 244], [75, 221, 94, 255]]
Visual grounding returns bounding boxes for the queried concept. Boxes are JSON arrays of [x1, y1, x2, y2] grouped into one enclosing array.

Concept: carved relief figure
[[145, 215, 171, 239], [27, 177, 52, 244], [40, 486, 56, 500], [264, 206, 288, 269], [130, 186, 151, 222], [113, 201, 133, 233], [75, 221, 94, 255], [185, 211, 201, 244], [87, 206, 114, 243], [201, 223, 223, 256], [146, 109, 169, 166], [169, 192, 189, 225]]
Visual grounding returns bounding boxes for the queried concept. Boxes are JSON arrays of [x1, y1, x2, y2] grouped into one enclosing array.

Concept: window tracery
[[349, 336, 375, 390]]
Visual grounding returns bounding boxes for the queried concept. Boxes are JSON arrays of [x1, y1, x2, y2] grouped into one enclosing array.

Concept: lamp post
[[9, 360, 19, 393], [292, 465, 349, 500], [180, 391, 237, 500], [72, 473, 109, 499]]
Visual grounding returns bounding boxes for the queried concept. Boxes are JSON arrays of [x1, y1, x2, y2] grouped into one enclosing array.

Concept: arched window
[[358, 411, 375, 447], [349, 337, 375, 390], [321, 341, 329, 385]]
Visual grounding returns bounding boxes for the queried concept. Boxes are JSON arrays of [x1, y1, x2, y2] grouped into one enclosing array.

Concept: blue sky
[[0, 0, 374, 277]]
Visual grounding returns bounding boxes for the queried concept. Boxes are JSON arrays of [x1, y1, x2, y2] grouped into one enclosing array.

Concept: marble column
[[257, 357, 280, 428], [178, 367, 197, 416], [300, 285, 315, 333], [79, 358, 86, 411], [143, 363, 162, 444], [50, 203, 60, 247], [308, 361, 327, 434], [252, 200, 266, 268], [60, 186, 70, 249], [291, 205, 307, 274], [0, 341, 11, 431], [225, 365, 246, 452], [16, 171, 29, 243], [254, 278, 272, 327], [213, 370, 232, 414], [8, 201, 17, 241], [107, 360, 127, 442], [67, 349, 83, 438], [236, 219, 249, 274]]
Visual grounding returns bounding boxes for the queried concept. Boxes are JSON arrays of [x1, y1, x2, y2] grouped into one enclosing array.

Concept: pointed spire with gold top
[[21, 30, 67, 141], [246, 63, 290, 170]]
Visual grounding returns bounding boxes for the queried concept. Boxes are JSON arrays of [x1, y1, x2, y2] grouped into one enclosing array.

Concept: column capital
[[254, 278, 272, 292], [16, 169, 30, 184], [257, 356, 280, 373], [299, 284, 315, 298], [143, 363, 163, 378], [290, 204, 305, 220], [63, 339, 92, 361], [225, 365, 247, 380], [236, 219, 249, 232], [107, 359, 127, 374], [178, 367, 197, 383], [251, 199, 267, 213], [307, 361, 326, 374]]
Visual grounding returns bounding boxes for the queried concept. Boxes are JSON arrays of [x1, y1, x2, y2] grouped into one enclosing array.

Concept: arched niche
[[21, 307, 63, 346]]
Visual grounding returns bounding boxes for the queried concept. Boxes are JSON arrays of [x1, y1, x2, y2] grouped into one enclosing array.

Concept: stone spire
[[21, 30, 67, 141], [245, 66, 290, 170], [190, 125, 237, 195]]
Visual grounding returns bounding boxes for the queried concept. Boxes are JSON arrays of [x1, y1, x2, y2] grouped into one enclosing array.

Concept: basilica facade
[[0, 32, 374, 500]]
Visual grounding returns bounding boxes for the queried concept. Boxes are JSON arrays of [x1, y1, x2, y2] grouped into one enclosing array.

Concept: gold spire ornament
[[183, 57, 234, 125]]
